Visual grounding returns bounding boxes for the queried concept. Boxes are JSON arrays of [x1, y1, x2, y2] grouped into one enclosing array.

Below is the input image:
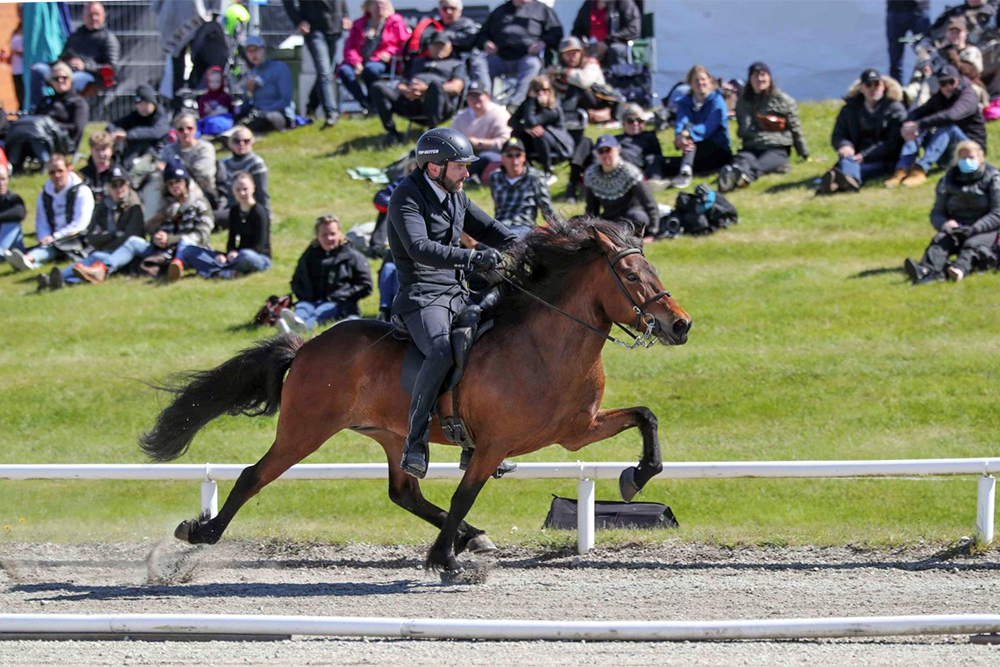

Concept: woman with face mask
[[904, 140, 1000, 284]]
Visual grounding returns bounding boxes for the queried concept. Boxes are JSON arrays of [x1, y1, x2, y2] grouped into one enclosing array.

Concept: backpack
[[252, 294, 293, 326], [661, 185, 738, 238], [605, 62, 654, 109]]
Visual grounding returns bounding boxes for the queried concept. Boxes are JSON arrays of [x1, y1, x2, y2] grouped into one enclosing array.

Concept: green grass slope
[[2, 103, 998, 548]]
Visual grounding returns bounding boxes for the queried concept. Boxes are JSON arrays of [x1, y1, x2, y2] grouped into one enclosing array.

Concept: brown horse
[[140, 217, 692, 572]]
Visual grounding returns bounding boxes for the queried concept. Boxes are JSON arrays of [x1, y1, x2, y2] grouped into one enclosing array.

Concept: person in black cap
[[719, 62, 809, 193], [583, 134, 659, 236], [489, 135, 555, 236], [387, 127, 517, 479], [107, 84, 172, 167], [818, 68, 907, 194], [367, 30, 468, 147], [886, 62, 986, 188]]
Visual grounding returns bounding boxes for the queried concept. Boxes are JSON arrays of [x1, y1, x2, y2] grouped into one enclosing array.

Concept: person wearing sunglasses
[[220, 125, 270, 228], [509, 74, 574, 184], [583, 134, 659, 238], [818, 69, 906, 194], [10, 62, 89, 170], [158, 111, 219, 216]]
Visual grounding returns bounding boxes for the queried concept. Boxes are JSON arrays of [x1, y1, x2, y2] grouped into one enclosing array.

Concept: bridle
[[498, 247, 670, 350]]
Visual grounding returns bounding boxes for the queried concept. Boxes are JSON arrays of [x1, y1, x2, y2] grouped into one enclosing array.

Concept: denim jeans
[[6, 137, 52, 169], [835, 156, 894, 186], [337, 61, 387, 110], [486, 53, 542, 108], [29, 63, 95, 106], [886, 6, 931, 84], [0, 222, 24, 259], [62, 250, 114, 285], [25, 244, 59, 266], [176, 241, 272, 278], [105, 236, 152, 272], [294, 300, 345, 329], [378, 261, 397, 312], [896, 125, 969, 173], [304, 30, 340, 115]]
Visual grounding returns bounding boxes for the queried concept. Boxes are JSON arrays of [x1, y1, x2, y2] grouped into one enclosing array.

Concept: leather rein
[[498, 247, 670, 350]]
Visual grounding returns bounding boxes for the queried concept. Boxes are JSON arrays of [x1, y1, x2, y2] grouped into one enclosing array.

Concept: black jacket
[[908, 76, 987, 153], [510, 98, 574, 158], [388, 172, 516, 314], [226, 202, 271, 258], [61, 25, 121, 74], [571, 0, 641, 45], [616, 130, 663, 172], [282, 0, 349, 36], [108, 108, 172, 163], [291, 241, 372, 304], [831, 89, 907, 165], [0, 191, 27, 226], [474, 1, 563, 59], [80, 158, 121, 206], [34, 91, 88, 152], [930, 162, 1000, 232], [86, 188, 145, 253]]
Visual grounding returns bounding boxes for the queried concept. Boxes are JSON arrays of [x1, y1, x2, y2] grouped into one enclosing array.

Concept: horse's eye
[[627, 273, 639, 283]]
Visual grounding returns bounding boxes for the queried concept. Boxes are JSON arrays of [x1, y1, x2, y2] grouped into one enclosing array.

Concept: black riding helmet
[[415, 127, 479, 170]]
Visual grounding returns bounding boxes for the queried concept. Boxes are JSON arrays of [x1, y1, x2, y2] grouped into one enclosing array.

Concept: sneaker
[[35, 273, 50, 292], [322, 112, 340, 129], [717, 165, 738, 193], [670, 170, 693, 189], [883, 168, 909, 188], [8, 248, 36, 272], [167, 258, 184, 283], [946, 265, 965, 282], [901, 166, 928, 187], [279, 308, 308, 333], [817, 169, 838, 195], [275, 318, 293, 335], [73, 261, 108, 284], [48, 266, 63, 291], [544, 172, 558, 186], [646, 178, 670, 191]]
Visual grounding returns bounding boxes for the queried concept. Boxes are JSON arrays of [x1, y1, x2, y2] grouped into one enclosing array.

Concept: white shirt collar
[[423, 172, 449, 203]]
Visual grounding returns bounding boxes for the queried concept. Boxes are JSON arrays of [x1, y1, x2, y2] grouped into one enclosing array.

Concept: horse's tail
[[140, 334, 306, 462]]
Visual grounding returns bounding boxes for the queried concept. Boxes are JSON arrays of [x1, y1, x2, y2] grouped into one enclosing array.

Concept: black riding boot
[[401, 351, 453, 479]]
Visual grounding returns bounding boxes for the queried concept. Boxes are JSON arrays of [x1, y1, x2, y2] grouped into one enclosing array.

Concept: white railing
[[1, 459, 996, 554]]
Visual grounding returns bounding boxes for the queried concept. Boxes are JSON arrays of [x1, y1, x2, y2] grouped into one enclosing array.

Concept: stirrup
[[400, 440, 429, 479]]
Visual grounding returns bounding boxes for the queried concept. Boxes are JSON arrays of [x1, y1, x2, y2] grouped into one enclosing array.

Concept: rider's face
[[430, 162, 470, 193]]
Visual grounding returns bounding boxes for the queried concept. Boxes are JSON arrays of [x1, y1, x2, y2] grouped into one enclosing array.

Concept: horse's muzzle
[[657, 317, 691, 346]]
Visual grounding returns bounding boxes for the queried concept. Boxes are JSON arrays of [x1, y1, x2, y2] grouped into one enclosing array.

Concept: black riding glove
[[469, 248, 503, 273], [951, 225, 976, 242]]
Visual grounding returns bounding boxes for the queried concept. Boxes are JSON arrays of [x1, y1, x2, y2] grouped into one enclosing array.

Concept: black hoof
[[466, 535, 497, 554], [174, 519, 198, 543], [439, 567, 466, 584], [619, 466, 641, 502]]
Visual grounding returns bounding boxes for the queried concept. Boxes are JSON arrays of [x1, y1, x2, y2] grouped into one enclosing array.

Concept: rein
[[498, 247, 668, 350]]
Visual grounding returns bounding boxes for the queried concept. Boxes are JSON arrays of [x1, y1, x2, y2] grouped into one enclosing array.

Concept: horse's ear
[[592, 228, 619, 255]]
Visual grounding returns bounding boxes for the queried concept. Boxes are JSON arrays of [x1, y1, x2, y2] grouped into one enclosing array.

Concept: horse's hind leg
[[373, 431, 493, 555]]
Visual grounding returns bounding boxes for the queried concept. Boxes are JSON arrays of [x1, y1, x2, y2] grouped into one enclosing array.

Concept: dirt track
[[1, 539, 999, 666]]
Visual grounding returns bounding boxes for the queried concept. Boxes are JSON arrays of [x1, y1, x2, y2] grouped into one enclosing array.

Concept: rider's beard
[[438, 172, 465, 193]]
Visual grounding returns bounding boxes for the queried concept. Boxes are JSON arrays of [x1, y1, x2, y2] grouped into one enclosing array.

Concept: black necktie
[[442, 194, 453, 220]]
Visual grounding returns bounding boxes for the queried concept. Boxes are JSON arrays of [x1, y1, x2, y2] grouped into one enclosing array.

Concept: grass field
[[2, 101, 999, 549]]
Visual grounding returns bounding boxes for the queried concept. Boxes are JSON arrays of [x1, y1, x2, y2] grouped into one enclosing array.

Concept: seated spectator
[[280, 214, 373, 333], [59, 165, 146, 287], [407, 0, 487, 87], [719, 62, 809, 193], [451, 80, 512, 181], [904, 140, 1000, 284], [548, 36, 616, 124], [6, 62, 89, 171], [583, 134, 659, 236], [489, 136, 555, 237], [369, 30, 467, 147], [159, 111, 219, 212], [818, 69, 906, 194], [107, 84, 172, 167], [143, 164, 214, 283], [0, 167, 27, 266], [475, 0, 563, 109], [172, 171, 271, 280], [220, 125, 270, 225], [337, 0, 410, 113], [29, 2, 119, 104], [196, 66, 235, 136], [238, 35, 295, 134], [80, 131, 119, 206], [663, 65, 733, 189], [885, 64, 986, 188], [8, 154, 95, 273], [925, 0, 995, 47], [905, 17, 985, 108], [510, 75, 574, 182], [570, 0, 641, 66]]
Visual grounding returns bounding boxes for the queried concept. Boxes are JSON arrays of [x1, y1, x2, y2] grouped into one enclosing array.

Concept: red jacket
[[342, 13, 411, 67]]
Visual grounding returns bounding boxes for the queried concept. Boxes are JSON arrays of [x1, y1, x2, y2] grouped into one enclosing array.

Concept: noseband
[[606, 248, 671, 336]]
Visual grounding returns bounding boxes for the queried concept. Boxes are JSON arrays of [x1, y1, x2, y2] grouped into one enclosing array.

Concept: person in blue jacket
[[237, 35, 295, 134], [663, 65, 732, 189]]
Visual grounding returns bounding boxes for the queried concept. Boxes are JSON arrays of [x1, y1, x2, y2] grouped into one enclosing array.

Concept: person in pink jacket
[[337, 0, 410, 112]]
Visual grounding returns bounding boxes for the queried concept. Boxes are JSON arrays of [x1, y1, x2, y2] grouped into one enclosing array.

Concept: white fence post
[[200, 481, 218, 521], [577, 478, 595, 554], [976, 475, 995, 546]]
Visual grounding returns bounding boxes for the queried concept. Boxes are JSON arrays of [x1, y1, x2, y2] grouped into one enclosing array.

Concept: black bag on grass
[[543, 495, 679, 530], [661, 185, 738, 238]]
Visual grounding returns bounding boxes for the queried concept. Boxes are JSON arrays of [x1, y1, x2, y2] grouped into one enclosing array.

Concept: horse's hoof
[[174, 519, 197, 543], [619, 466, 641, 502], [439, 567, 466, 584], [467, 535, 497, 554]]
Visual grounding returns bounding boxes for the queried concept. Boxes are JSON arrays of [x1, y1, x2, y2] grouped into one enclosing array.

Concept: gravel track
[[2, 539, 999, 665]]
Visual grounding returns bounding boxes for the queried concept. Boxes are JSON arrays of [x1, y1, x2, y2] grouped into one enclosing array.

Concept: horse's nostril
[[673, 318, 691, 336]]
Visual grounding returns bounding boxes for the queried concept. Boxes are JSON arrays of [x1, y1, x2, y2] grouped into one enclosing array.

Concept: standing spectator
[[664, 65, 733, 189], [281, 214, 373, 333], [0, 6, 25, 109], [159, 111, 219, 212], [8, 154, 95, 272], [583, 134, 659, 236], [886, 0, 931, 85], [474, 0, 563, 109], [220, 125, 271, 224], [337, 0, 410, 113], [173, 171, 272, 280], [510, 75, 574, 183], [570, 0, 641, 66], [489, 136, 555, 237], [885, 64, 985, 188], [0, 167, 27, 266], [29, 1, 120, 104], [719, 62, 809, 193], [238, 35, 295, 134], [154, 0, 212, 101], [450, 80, 512, 181], [80, 131, 119, 206], [548, 36, 615, 123], [283, 0, 351, 128], [819, 69, 906, 194], [369, 30, 467, 147], [904, 140, 1000, 283], [62, 165, 146, 287]]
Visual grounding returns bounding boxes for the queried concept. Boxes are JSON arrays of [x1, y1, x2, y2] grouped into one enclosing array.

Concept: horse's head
[[593, 229, 692, 346]]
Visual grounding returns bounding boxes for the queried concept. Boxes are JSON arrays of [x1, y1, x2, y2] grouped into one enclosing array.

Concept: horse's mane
[[494, 216, 641, 323]]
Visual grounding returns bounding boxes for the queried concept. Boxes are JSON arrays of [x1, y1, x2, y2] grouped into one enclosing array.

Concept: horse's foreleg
[[561, 407, 661, 502]]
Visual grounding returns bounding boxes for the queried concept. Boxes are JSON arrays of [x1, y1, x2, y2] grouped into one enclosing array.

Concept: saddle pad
[[542, 495, 679, 530], [399, 319, 494, 396]]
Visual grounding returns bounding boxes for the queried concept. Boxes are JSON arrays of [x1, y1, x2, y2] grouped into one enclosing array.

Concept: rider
[[388, 127, 518, 479]]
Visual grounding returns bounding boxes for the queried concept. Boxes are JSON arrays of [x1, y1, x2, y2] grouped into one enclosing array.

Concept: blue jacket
[[674, 88, 730, 152], [245, 59, 294, 116]]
